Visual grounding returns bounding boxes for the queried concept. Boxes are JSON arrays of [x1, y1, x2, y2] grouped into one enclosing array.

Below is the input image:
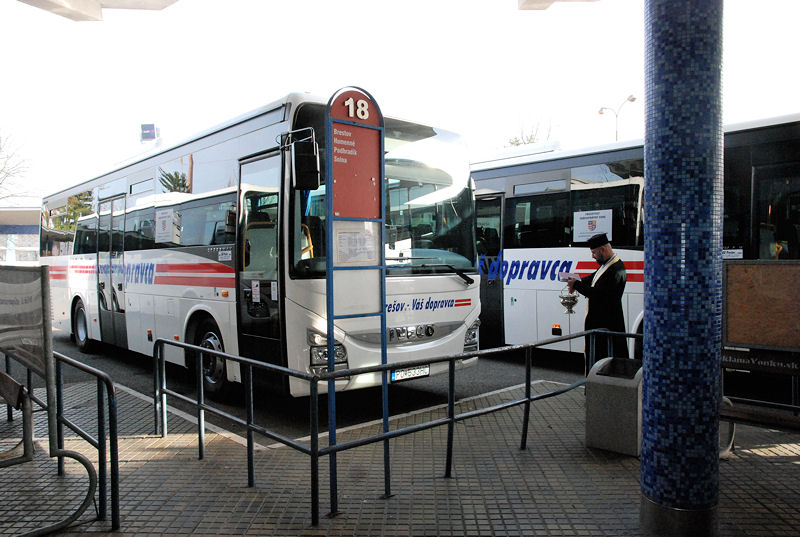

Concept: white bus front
[[277, 104, 480, 396]]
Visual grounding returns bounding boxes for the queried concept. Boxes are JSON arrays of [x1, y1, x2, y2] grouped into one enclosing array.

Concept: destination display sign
[[328, 88, 383, 220]]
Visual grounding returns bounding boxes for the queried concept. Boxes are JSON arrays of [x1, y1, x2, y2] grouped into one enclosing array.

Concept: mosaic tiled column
[[641, 1, 723, 535]]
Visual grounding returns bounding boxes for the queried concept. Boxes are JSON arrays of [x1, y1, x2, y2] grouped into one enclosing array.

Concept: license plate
[[390, 364, 430, 382]]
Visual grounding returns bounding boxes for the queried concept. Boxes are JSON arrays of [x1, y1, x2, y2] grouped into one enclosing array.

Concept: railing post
[[55, 358, 65, 475], [445, 358, 455, 478], [310, 377, 320, 526], [520, 346, 533, 450], [195, 352, 205, 460], [108, 382, 120, 530], [97, 377, 107, 521], [244, 363, 255, 487], [381, 368, 391, 499], [159, 345, 168, 437], [4, 355, 11, 422], [328, 375, 338, 517], [153, 343, 161, 435]]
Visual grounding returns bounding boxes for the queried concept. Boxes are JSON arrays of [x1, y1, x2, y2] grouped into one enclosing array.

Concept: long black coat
[[573, 257, 628, 360]]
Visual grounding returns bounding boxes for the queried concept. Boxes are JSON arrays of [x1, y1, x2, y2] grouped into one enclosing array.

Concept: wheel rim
[[75, 306, 88, 343], [200, 331, 224, 386]]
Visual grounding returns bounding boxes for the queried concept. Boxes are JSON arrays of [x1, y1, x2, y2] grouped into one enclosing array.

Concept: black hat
[[587, 233, 609, 249]]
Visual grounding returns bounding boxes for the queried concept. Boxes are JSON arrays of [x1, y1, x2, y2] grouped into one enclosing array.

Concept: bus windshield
[[292, 121, 476, 277]]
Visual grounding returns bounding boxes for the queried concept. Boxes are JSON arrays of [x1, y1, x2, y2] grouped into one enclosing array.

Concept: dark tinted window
[[74, 217, 97, 255]]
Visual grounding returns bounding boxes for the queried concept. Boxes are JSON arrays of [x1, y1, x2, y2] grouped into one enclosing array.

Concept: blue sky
[[1, 0, 798, 202]]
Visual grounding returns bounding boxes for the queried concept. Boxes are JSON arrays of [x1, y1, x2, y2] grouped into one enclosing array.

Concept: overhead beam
[[519, 0, 599, 10], [18, 0, 179, 21]]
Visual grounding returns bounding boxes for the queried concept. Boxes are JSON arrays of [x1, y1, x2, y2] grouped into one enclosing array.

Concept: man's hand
[[567, 277, 577, 293]]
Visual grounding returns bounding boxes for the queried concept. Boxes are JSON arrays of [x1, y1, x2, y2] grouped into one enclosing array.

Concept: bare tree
[[507, 121, 553, 147], [0, 134, 27, 201]]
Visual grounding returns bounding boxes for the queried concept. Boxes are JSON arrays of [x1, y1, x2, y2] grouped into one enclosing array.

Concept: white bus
[[40, 93, 481, 397], [471, 114, 800, 360]]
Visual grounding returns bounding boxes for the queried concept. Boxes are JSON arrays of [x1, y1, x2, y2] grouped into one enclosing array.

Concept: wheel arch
[[182, 306, 239, 379], [183, 308, 218, 367]]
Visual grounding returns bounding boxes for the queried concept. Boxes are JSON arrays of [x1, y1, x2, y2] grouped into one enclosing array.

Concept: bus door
[[237, 156, 283, 377], [476, 194, 504, 347], [97, 196, 128, 347]]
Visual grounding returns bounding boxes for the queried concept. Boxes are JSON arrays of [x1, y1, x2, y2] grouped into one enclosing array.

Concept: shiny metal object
[[559, 285, 579, 314]]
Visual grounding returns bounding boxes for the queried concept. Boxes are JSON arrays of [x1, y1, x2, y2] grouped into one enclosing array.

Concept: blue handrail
[[153, 328, 640, 525]]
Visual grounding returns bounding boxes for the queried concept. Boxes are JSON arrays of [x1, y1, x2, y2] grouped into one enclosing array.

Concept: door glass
[[98, 201, 112, 312], [239, 156, 281, 336], [476, 197, 502, 257], [755, 163, 800, 260], [111, 197, 126, 312]]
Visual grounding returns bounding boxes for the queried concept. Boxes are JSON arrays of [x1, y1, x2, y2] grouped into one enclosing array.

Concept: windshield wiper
[[419, 263, 475, 285]]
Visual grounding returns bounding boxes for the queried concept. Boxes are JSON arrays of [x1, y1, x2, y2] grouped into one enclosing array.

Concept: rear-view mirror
[[292, 139, 321, 191]]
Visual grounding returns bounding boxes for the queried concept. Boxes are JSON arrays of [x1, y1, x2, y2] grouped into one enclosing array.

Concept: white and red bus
[[40, 93, 480, 396], [472, 114, 800, 359]]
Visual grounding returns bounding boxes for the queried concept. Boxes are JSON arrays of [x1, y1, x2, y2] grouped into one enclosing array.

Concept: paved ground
[[2, 379, 800, 536]]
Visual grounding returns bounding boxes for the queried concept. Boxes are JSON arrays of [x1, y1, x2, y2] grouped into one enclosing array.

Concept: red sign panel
[[328, 88, 383, 219]]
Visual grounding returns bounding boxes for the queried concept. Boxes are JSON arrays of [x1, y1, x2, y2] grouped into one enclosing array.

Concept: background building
[[0, 206, 40, 265]]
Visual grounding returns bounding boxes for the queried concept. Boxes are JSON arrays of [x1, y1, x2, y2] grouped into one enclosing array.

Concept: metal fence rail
[[154, 329, 638, 525], [4, 352, 120, 531]]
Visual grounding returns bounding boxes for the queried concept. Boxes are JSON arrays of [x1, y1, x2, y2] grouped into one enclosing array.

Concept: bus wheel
[[72, 300, 95, 354], [196, 320, 228, 397]]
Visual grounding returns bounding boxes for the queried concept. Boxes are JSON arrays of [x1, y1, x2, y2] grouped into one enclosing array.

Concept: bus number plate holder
[[391, 364, 430, 382]]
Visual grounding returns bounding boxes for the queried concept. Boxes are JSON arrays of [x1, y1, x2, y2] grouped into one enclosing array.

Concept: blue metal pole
[[245, 364, 255, 487], [444, 359, 455, 478], [520, 347, 532, 450], [108, 381, 120, 530], [195, 352, 205, 460], [379, 127, 390, 500], [159, 345, 168, 437], [324, 108, 339, 518], [5, 355, 11, 422], [153, 345, 160, 435], [641, 1, 724, 534], [55, 359, 64, 475], [97, 378, 107, 520]]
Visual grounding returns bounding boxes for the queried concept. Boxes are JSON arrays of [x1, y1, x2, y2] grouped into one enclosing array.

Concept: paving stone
[[2, 380, 800, 535]]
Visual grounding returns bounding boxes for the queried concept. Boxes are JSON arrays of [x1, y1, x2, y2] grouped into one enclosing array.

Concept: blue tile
[[642, 0, 724, 510]]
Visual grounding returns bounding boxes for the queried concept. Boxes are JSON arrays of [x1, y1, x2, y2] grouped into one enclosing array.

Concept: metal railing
[[4, 352, 120, 531], [154, 329, 638, 525]]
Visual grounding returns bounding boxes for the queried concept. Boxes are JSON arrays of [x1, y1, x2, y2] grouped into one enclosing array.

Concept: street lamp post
[[599, 94, 636, 141]]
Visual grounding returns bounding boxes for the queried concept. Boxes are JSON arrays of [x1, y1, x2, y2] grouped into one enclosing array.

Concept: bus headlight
[[308, 330, 348, 374], [464, 319, 480, 352]]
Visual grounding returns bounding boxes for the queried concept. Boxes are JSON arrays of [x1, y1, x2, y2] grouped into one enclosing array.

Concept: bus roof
[[470, 112, 800, 173], [43, 92, 326, 204]]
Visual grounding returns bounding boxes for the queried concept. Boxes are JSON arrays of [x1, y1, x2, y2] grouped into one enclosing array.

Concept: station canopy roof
[[18, 0, 179, 22]]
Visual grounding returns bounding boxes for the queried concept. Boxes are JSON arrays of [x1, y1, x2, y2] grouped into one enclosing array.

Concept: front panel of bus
[[282, 103, 481, 396]]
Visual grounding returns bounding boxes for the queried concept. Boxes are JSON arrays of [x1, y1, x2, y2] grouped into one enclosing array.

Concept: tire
[[194, 319, 228, 398], [72, 299, 95, 354]]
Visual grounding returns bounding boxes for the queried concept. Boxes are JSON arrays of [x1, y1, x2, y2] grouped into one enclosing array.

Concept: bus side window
[[74, 218, 97, 255], [140, 213, 156, 250], [124, 213, 140, 251]]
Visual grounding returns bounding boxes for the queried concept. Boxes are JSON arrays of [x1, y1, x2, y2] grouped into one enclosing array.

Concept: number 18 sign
[[327, 87, 384, 220]]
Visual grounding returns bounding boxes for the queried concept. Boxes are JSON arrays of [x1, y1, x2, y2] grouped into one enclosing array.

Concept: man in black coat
[[567, 233, 628, 371]]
